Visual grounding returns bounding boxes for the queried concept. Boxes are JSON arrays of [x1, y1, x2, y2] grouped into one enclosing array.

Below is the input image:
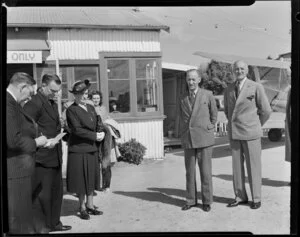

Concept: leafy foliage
[[118, 138, 147, 165], [200, 60, 235, 95]]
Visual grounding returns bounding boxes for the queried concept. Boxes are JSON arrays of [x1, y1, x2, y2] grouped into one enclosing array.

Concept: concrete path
[[57, 136, 290, 234]]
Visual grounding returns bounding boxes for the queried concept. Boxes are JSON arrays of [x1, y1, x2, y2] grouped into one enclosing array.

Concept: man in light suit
[[224, 60, 272, 209], [179, 69, 218, 212], [6, 72, 47, 234]]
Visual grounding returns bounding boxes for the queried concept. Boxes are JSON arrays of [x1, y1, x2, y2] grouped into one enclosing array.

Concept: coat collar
[[182, 88, 205, 114], [234, 78, 255, 105], [36, 91, 59, 121]]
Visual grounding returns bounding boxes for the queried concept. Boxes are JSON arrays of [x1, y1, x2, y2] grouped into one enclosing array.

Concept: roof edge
[[7, 23, 170, 32]]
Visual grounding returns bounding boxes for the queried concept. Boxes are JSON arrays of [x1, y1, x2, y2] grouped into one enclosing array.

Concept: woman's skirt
[[67, 152, 100, 195]]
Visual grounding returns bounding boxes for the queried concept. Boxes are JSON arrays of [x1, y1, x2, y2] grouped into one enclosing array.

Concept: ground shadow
[[113, 190, 185, 207], [148, 187, 233, 205], [113, 187, 233, 208], [213, 174, 290, 187], [61, 198, 79, 217]]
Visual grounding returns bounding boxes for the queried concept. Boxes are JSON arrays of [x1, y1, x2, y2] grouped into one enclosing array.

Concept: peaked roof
[[6, 7, 170, 32]]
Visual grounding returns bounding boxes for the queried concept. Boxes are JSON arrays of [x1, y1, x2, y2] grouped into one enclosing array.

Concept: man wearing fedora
[[23, 74, 71, 232]]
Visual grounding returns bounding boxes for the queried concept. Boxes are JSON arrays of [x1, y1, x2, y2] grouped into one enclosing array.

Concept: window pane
[[137, 79, 158, 112], [108, 80, 130, 113], [136, 59, 158, 79], [74, 66, 98, 83], [61, 83, 69, 100], [107, 60, 129, 79], [89, 82, 98, 93], [36, 65, 56, 86]]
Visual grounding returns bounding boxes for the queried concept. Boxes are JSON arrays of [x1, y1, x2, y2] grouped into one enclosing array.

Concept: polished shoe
[[181, 204, 197, 211], [50, 225, 72, 232], [250, 202, 261, 209], [86, 207, 103, 215], [227, 200, 248, 207], [202, 204, 211, 212], [79, 210, 90, 220]]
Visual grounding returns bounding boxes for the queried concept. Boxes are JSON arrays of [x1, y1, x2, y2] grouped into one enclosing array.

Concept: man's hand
[[35, 135, 48, 147], [96, 132, 105, 142], [43, 138, 58, 149]]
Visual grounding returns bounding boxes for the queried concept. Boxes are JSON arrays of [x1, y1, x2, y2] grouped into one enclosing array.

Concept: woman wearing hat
[[66, 79, 105, 220]]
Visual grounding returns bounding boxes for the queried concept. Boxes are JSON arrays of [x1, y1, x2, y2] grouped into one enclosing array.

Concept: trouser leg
[[50, 167, 63, 229], [7, 177, 35, 234], [184, 149, 197, 205], [242, 139, 262, 203], [230, 139, 248, 202], [102, 166, 112, 188], [197, 146, 213, 205]]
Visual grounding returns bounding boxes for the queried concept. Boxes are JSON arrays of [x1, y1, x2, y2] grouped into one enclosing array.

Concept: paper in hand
[[45, 132, 67, 147]]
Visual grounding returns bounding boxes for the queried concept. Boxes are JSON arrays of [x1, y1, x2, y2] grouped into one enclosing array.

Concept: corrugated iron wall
[[47, 28, 161, 60], [117, 119, 164, 159]]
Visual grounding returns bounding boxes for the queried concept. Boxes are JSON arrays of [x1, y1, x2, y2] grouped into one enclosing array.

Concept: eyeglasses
[[49, 88, 60, 93]]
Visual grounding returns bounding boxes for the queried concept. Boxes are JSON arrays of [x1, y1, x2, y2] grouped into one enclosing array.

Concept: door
[[163, 77, 177, 137]]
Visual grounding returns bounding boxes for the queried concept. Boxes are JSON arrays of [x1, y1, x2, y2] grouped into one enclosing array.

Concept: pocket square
[[247, 95, 255, 100]]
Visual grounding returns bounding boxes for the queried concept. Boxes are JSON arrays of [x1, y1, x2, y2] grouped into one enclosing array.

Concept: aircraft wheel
[[268, 128, 282, 142]]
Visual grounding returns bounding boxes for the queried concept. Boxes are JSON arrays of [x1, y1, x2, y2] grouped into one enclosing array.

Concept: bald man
[[224, 60, 272, 209]]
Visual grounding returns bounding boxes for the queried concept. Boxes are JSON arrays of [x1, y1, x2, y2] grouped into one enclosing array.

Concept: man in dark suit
[[6, 72, 48, 234], [224, 60, 272, 209], [179, 69, 218, 212], [23, 74, 71, 232]]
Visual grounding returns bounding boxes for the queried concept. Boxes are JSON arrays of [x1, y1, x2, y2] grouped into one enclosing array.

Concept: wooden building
[[7, 7, 169, 161]]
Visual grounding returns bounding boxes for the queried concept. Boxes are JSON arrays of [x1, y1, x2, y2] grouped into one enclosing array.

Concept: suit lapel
[[235, 79, 252, 106], [190, 88, 204, 119], [182, 93, 193, 114], [37, 92, 58, 121]]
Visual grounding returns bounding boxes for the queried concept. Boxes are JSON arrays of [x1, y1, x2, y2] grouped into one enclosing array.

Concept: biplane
[[194, 51, 291, 142]]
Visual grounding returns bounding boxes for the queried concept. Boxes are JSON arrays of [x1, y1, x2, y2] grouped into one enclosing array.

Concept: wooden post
[[55, 58, 62, 117]]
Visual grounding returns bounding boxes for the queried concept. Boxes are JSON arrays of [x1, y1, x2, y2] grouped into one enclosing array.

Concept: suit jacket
[[66, 103, 98, 153], [179, 88, 218, 149], [6, 92, 37, 178], [224, 78, 272, 140], [23, 91, 62, 167]]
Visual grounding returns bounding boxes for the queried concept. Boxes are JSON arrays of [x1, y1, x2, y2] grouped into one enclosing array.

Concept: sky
[[138, 1, 291, 67]]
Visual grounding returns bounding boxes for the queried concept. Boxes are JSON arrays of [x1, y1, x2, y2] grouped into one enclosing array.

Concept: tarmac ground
[[36, 136, 290, 234]]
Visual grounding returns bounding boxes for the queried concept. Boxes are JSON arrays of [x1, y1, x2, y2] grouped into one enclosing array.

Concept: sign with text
[[7, 51, 42, 64]]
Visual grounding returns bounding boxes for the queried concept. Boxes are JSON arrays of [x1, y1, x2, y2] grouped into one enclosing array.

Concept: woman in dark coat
[[66, 79, 105, 220]]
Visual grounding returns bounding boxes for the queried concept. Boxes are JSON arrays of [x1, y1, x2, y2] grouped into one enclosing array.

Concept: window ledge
[[113, 115, 166, 122]]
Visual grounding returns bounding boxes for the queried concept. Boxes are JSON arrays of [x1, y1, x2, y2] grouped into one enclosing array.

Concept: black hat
[[69, 79, 91, 94]]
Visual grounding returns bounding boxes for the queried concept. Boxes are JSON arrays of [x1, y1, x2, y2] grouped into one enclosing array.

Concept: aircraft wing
[[193, 51, 290, 69]]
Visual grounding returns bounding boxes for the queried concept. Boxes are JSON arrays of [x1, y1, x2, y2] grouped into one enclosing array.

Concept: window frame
[[35, 60, 100, 103], [99, 52, 164, 119]]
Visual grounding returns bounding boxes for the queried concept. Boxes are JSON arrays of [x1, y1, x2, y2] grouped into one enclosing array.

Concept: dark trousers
[[102, 166, 111, 189], [32, 164, 63, 229], [184, 147, 213, 205], [7, 176, 35, 234]]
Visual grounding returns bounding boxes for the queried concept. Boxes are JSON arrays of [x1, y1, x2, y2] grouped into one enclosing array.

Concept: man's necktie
[[189, 92, 195, 107], [235, 81, 240, 98]]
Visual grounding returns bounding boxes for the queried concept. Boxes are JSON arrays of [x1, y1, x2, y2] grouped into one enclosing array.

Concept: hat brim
[[69, 81, 91, 94]]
